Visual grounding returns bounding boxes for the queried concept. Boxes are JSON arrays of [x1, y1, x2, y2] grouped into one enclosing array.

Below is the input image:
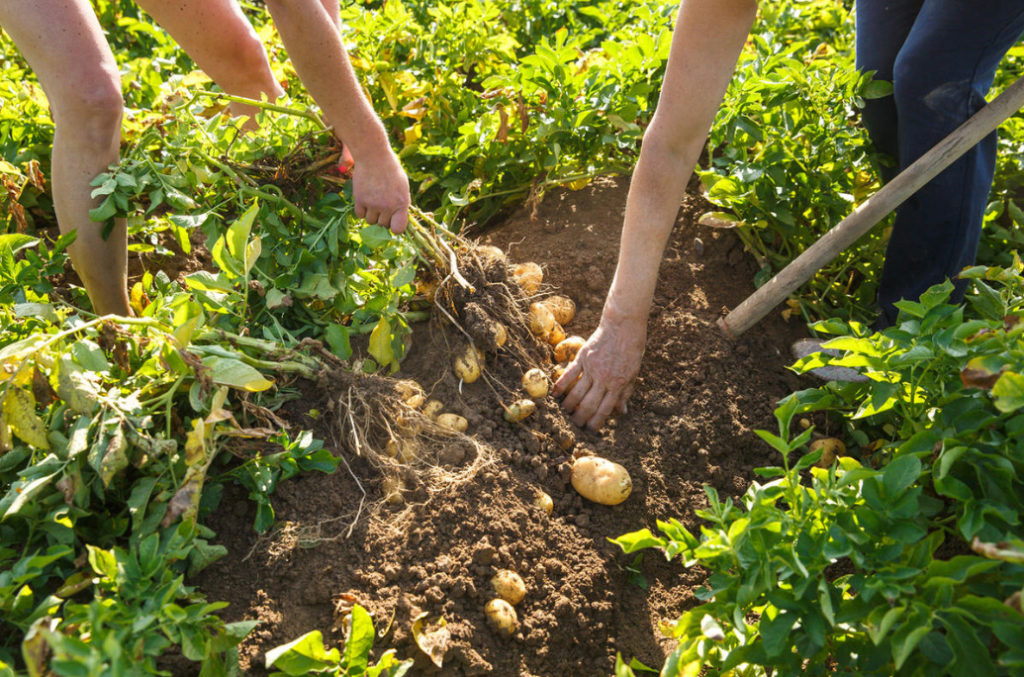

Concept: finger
[[363, 208, 381, 225], [377, 210, 391, 227], [571, 383, 606, 428], [560, 372, 593, 414], [553, 360, 583, 396], [354, 203, 367, 220], [615, 383, 635, 415], [389, 207, 409, 235], [586, 389, 620, 431]]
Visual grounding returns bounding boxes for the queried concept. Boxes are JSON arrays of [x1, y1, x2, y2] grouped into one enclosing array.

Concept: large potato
[[528, 302, 555, 337], [571, 455, 632, 506], [554, 336, 586, 364], [503, 399, 536, 423], [454, 344, 483, 383], [521, 369, 549, 399], [477, 245, 507, 267], [810, 437, 846, 468], [490, 570, 527, 605], [422, 399, 444, 420], [541, 295, 576, 325], [484, 598, 518, 638], [512, 262, 543, 295]]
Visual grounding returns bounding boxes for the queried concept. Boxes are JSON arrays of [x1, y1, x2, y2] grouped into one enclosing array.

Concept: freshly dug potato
[[541, 295, 576, 325], [382, 476, 404, 505], [484, 599, 518, 638], [491, 570, 527, 605], [528, 302, 556, 337], [454, 344, 483, 383], [547, 322, 566, 346], [512, 262, 543, 295], [533, 489, 553, 515], [477, 245, 507, 266], [437, 413, 468, 433], [552, 364, 568, 382], [810, 437, 846, 467], [385, 438, 419, 463], [396, 412, 423, 437], [503, 399, 536, 423], [394, 380, 424, 401], [521, 368, 549, 399], [554, 336, 586, 364], [416, 278, 439, 303], [422, 399, 444, 420], [405, 393, 425, 410], [571, 455, 632, 506], [494, 323, 508, 348]]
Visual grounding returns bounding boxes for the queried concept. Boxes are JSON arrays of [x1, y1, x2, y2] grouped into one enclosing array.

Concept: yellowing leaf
[[368, 317, 394, 369], [2, 387, 49, 450], [202, 356, 274, 392], [403, 123, 422, 148], [411, 613, 450, 668]]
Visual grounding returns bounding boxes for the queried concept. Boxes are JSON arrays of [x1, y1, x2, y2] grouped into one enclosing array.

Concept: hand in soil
[[351, 145, 411, 233], [553, 317, 646, 429]]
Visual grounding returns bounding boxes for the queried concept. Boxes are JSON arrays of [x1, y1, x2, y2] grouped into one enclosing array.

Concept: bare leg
[[134, 0, 284, 120], [0, 0, 129, 315]]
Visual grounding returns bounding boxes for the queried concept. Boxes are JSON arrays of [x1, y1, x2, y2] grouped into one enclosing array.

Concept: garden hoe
[[716, 74, 1024, 380]]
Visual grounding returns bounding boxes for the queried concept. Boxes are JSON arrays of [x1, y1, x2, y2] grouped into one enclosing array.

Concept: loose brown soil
[[193, 175, 809, 675]]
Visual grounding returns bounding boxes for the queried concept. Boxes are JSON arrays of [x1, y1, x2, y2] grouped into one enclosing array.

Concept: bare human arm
[[264, 0, 410, 233], [553, 0, 757, 430]]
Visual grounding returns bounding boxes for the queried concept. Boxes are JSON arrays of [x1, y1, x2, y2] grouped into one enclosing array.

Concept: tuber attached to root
[[547, 322, 566, 346], [541, 295, 576, 326], [422, 399, 444, 420], [454, 344, 483, 383], [571, 455, 632, 505], [503, 399, 536, 423], [491, 570, 527, 605], [528, 302, 555, 338], [485, 598, 518, 638], [554, 336, 586, 364], [476, 245, 507, 267], [512, 262, 543, 295], [521, 368, 549, 399]]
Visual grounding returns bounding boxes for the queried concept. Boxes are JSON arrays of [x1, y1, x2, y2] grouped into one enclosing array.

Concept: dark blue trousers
[[856, 0, 1024, 326]]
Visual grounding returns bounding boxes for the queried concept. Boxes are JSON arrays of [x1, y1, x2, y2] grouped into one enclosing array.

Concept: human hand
[[351, 145, 410, 234], [552, 315, 647, 430]]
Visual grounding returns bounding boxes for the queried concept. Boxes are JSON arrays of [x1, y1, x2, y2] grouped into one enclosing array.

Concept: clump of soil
[[195, 175, 808, 675]]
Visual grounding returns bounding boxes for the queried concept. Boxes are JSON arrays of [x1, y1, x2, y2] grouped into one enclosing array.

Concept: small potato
[[541, 295, 576, 325], [503, 399, 536, 423], [494, 323, 508, 348], [810, 437, 846, 467], [547, 322, 566, 346], [396, 412, 423, 437], [485, 598, 518, 638], [394, 380, 424, 401], [512, 262, 543, 295], [405, 393, 425, 409], [416, 278, 439, 303], [554, 336, 586, 364], [552, 364, 568, 382], [571, 455, 632, 506], [533, 489, 553, 515], [491, 570, 527, 605], [422, 399, 444, 420], [384, 438, 419, 463], [477, 244, 507, 266], [521, 368, 549, 399], [528, 302, 555, 337], [454, 344, 482, 383], [382, 475, 404, 505], [437, 413, 468, 433]]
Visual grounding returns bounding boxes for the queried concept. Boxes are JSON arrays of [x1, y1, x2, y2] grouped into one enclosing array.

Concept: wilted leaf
[[22, 617, 53, 677], [411, 612, 450, 668], [960, 355, 1006, 389], [98, 424, 129, 488], [2, 387, 50, 450]]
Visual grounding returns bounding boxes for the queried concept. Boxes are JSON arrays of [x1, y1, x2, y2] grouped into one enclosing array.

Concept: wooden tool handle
[[718, 74, 1024, 338]]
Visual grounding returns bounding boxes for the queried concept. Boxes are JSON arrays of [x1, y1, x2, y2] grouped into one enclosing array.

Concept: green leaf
[[86, 545, 118, 581], [883, 454, 921, 497], [202, 356, 274, 392], [344, 605, 376, 673], [992, 371, 1024, 412], [760, 609, 796, 658], [611, 529, 666, 554], [265, 631, 339, 675]]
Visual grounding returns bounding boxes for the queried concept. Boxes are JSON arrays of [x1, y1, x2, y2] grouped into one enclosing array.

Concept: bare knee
[[50, 67, 123, 152]]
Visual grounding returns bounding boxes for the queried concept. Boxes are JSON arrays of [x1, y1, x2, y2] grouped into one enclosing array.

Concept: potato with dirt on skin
[[490, 570, 527, 605], [476, 245, 507, 267], [394, 380, 424, 401], [547, 322, 566, 346], [493, 322, 508, 348], [554, 336, 586, 364], [437, 413, 468, 433], [540, 295, 576, 325], [528, 302, 556, 338], [485, 598, 518, 638], [382, 475, 404, 505], [404, 393, 425, 410], [521, 368, 549, 399], [422, 399, 444, 420], [512, 262, 543, 295], [533, 489, 554, 515], [571, 455, 632, 506], [810, 437, 846, 467], [454, 344, 483, 383], [503, 398, 536, 423]]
